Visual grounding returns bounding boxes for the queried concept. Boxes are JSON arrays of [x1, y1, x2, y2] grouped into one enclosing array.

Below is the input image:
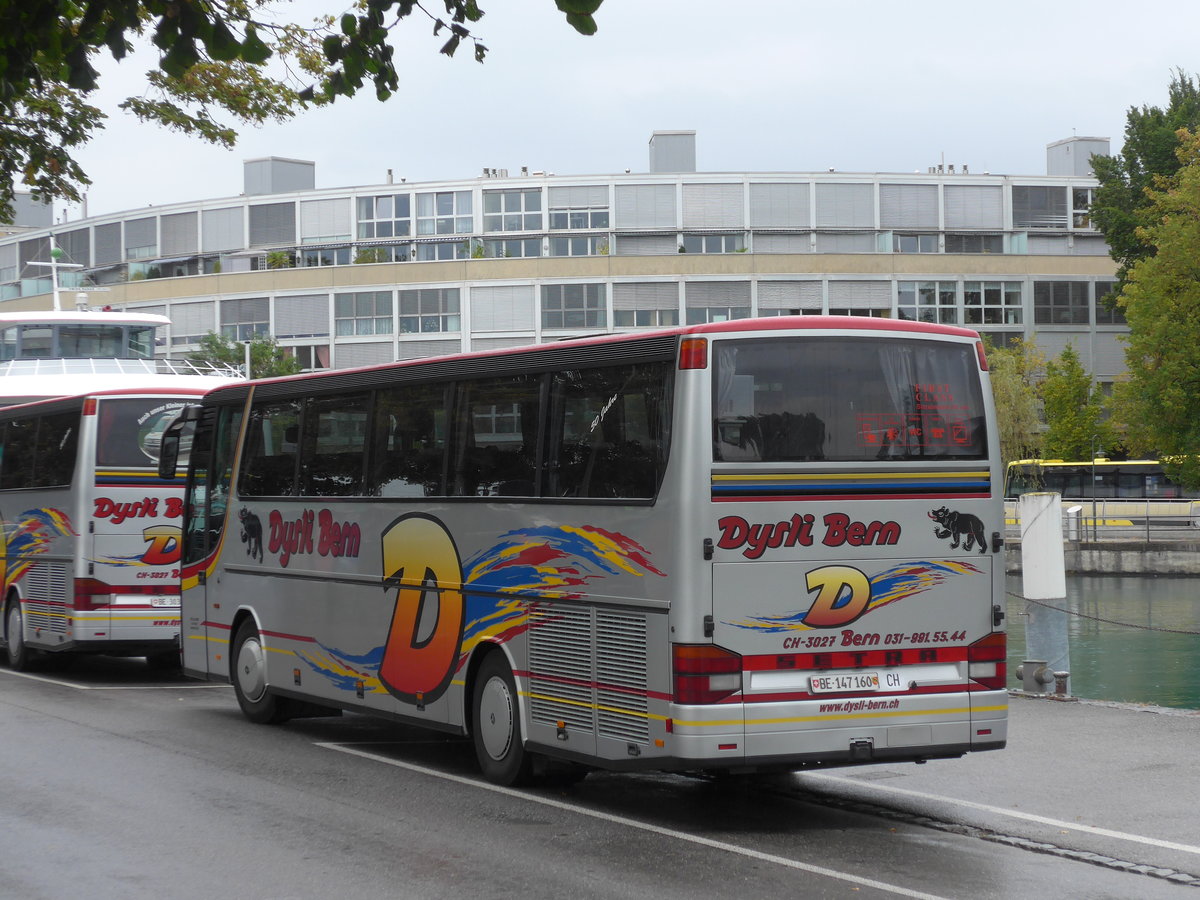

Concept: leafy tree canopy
[[984, 337, 1044, 468], [1111, 129, 1200, 488], [1040, 343, 1108, 461], [189, 331, 303, 379], [1090, 69, 1200, 288], [0, 0, 604, 223]]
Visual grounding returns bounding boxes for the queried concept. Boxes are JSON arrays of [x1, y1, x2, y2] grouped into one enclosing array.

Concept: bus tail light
[[74, 578, 113, 610], [679, 338, 708, 370], [673, 643, 742, 704], [967, 632, 1006, 690], [975, 340, 989, 371]]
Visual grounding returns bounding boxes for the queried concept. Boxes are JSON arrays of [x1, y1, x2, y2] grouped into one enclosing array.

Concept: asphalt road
[[1, 655, 1193, 900]]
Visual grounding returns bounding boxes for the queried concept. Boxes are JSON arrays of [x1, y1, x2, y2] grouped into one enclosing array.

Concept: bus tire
[[5, 598, 39, 672], [231, 619, 292, 725], [471, 651, 533, 786]]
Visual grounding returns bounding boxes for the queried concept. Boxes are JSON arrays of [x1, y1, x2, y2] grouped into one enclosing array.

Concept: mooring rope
[[1005, 590, 1200, 635]]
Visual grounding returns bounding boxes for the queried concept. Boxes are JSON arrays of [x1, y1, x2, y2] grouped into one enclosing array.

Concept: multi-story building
[[1, 131, 1122, 382]]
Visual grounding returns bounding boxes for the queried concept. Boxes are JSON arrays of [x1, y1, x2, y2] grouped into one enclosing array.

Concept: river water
[[1005, 575, 1200, 710]]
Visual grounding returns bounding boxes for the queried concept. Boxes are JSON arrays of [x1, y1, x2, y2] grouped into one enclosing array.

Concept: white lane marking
[[802, 772, 1200, 858], [319, 742, 948, 900], [0, 669, 228, 690]]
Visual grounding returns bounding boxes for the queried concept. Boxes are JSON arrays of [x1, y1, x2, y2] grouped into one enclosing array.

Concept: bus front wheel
[[471, 652, 533, 786], [5, 599, 38, 672], [231, 619, 292, 724]]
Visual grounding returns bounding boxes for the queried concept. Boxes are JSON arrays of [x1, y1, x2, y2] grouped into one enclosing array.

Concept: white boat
[[0, 308, 244, 406]]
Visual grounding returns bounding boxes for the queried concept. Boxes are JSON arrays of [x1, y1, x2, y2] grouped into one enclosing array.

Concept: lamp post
[[1090, 434, 1103, 540]]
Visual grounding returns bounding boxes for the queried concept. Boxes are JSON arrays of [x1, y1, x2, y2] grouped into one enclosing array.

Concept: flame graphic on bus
[[726, 560, 983, 634], [1, 508, 77, 586], [294, 524, 665, 694]]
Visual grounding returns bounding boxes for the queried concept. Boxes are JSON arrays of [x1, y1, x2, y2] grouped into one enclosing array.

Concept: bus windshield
[[713, 336, 986, 462]]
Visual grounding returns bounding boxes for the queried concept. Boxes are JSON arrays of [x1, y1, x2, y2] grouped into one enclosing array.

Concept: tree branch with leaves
[[0, 0, 605, 222]]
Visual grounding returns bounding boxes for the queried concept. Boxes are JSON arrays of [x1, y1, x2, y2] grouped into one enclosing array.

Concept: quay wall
[[1004, 539, 1200, 576]]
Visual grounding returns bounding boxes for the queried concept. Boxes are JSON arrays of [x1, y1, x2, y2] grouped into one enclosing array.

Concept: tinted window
[[450, 375, 541, 497], [96, 398, 193, 468], [547, 362, 673, 499], [713, 337, 987, 462], [239, 400, 302, 496], [300, 394, 369, 496], [369, 382, 449, 497]]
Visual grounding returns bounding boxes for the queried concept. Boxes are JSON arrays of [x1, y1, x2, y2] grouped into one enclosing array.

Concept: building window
[[549, 235, 609, 257], [613, 308, 679, 328], [415, 241, 470, 261], [542, 283, 606, 329], [1094, 280, 1125, 325], [685, 306, 750, 324], [1012, 186, 1068, 229], [827, 308, 888, 318], [335, 291, 393, 336], [944, 233, 1003, 254], [301, 246, 351, 267], [549, 206, 609, 230], [416, 191, 472, 235], [965, 281, 1022, 325], [399, 288, 461, 334], [1072, 187, 1096, 229], [482, 238, 541, 258], [220, 297, 269, 341], [681, 233, 745, 254], [483, 189, 542, 232], [285, 345, 331, 372], [1034, 281, 1088, 324], [897, 281, 957, 324], [354, 244, 411, 263], [357, 194, 411, 239], [893, 233, 938, 253]]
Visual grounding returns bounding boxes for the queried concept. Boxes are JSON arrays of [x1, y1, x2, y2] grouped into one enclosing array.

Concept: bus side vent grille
[[596, 611, 650, 744], [528, 604, 595, 733], [23, 564, 70, 633]]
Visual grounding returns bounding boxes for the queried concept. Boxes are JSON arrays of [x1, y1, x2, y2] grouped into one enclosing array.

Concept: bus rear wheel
[[5, 600, 39, 672], [231, 619, 292, 724], [471, 652, 533, 786]]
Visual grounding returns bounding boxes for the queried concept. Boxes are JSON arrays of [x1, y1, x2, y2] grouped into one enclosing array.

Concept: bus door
[[180, 404, 243, 677]]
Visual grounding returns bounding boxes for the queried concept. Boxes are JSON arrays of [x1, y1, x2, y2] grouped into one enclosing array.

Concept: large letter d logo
[[378, 514, 464, 705]]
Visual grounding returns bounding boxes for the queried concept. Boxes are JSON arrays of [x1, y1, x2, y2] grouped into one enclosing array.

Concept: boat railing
[[0, 357, 243, 378]]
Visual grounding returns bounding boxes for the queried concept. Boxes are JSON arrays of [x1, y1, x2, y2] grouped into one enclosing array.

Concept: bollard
[[1054, 671, 1071, 697], [1017, 659, 1053, 693]]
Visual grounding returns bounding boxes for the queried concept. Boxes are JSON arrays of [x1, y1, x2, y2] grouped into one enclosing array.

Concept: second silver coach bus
[[162, 316, 1007, 784], [1, 388, 208, 670]]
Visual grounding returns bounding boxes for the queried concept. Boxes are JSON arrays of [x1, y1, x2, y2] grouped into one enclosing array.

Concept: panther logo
[[928, 506, 987, 554], [239, 508, 264, 562]]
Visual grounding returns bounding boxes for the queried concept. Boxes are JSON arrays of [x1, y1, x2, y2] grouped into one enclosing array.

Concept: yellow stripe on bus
[[521, 690, 669, 723]]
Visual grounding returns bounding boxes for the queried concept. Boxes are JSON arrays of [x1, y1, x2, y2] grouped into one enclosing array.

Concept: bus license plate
[[810, 672, 880, 694], [150, 596, 178, 608]]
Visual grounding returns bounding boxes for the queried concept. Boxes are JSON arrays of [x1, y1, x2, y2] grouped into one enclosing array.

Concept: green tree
[[0, 0, 604, 223], [1090, 69, 1200, 288], [189, 331, 302, 379], [1111, 129, 1200, 489], [985, 337, 1044, 467], [1040, 343, 1107, 460]]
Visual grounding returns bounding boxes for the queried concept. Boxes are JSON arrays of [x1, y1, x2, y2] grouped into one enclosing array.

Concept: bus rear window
[[96, 398, 194, 468], [713, 337, 986, 462]]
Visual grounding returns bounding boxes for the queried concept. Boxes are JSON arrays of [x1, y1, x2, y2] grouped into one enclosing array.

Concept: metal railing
[[1005, 498, 1200, 544]]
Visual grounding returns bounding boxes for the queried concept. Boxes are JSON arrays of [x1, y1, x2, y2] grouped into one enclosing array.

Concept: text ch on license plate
[[810, 672, 880, 694]]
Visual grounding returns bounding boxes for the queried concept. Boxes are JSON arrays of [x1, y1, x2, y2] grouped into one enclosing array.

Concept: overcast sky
[[61, 0, 1200, 220]]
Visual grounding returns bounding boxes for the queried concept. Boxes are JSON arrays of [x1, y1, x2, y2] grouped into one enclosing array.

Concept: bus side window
[[369, 382, 449, 497], [0, 419, 36, 489], [33, 411, 79, 487], [300, 393, 369, 497], [239, 401, 301, 497], [548, 362, 671, 500], [452, 374, 540, 498]]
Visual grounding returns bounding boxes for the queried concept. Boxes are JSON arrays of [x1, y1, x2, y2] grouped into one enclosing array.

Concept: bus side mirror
[[158, 405, 202, 480]]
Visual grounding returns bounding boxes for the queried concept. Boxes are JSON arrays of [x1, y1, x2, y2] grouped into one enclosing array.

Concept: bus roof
[[203, 315, 983, 405], [0, 385, 211, 418]]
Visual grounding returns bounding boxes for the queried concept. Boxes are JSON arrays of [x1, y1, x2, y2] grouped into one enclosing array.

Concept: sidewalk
[[795, 694, 1200, 881]]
